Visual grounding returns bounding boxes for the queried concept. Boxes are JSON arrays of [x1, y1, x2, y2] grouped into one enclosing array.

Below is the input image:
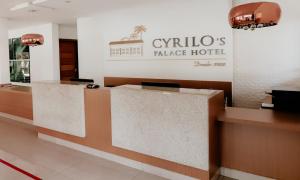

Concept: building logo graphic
[[109, 25, 147, 57]]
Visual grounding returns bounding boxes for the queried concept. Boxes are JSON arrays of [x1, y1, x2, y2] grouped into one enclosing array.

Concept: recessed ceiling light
[[10, 2, 30, 11], [10, 0, 54, 12], [32, 0, 48, 5]]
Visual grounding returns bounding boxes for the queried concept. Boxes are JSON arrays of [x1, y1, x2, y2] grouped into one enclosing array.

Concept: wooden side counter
[[218, 107, 300, 180], [0, 86, 33, 120]]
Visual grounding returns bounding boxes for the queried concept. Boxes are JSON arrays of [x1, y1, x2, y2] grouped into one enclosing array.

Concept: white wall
[[233, 0, 300, 108], [0, 18, 10, 84], [77, 0, 300, 108], [77, 17, 104, 84], [59, 25, 77, 39], [8, 23, 60, 82], [77, 0, 233, 85]]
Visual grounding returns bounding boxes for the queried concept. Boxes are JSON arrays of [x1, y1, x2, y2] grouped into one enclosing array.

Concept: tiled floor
[[0, 117, 236, 180], [0, 160, 29, 179], [0, 117, 168, 180]]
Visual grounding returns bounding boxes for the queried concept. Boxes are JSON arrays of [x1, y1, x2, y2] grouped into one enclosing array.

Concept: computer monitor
[[70, 78, 94, 83], [141, 82, 180, 92]]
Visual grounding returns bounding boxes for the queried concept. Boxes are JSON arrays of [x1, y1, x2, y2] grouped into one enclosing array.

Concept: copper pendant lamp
[[229, 2, 281, 30], [21, 34, 44, 46]]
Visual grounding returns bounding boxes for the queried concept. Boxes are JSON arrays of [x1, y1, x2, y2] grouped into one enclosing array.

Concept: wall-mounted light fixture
[[229, 2, 281, 30], [21, 34, 44, 46]]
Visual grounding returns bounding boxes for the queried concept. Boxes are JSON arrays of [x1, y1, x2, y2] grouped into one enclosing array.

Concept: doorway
[[59, 39, 79, 81]]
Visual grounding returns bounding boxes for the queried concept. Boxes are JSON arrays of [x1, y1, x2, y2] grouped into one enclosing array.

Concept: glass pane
[[9, 61, 30, 83], [9, 38, 30, 60], [9, 38, 31, 83]]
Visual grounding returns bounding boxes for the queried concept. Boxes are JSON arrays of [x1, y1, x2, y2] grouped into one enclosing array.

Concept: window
[[9, 38, 31, 83]]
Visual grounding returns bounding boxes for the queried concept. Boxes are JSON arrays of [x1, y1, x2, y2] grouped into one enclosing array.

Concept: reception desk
[[38, 86, 224, 180], [2, 82, 300, 179], [5, 82, 300, 180]]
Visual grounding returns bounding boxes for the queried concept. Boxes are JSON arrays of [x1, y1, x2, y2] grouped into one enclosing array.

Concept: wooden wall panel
[[208, 92, 225, 179], [220, 118, 300, 179], [0, 87, 33, 120], [104, 77, 232, 106]]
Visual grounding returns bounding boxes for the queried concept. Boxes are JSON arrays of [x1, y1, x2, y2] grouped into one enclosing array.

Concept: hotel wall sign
[[108, 25, 228, 67], [110, 25, 146, 57], [152, 36, 226, 57]]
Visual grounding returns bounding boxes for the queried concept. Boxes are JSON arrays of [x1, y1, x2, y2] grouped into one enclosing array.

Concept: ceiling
[[0, 0, 165, 29]]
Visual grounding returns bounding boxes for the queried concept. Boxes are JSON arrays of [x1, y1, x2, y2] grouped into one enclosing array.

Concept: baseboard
[[220, 167, 275, 180], [0, 112, 33, 125], [38, 133, 197, 180]]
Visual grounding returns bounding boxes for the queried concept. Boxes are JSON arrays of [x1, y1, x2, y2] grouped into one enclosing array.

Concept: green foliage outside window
[[9, 38, 31, 83]]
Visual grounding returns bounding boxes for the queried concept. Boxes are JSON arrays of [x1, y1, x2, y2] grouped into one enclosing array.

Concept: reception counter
[[37, 85, 225, 180]]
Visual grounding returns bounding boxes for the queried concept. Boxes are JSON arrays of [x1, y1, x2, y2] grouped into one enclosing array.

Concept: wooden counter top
[[0, 85, 31, 95], [218, 107, 300, 132], [33, 80, 89, 86]]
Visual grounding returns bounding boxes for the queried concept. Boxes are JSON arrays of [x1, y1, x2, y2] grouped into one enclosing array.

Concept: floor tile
[[0, 117, 169, 180]]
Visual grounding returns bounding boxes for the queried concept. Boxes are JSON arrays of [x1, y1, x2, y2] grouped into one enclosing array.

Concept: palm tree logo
[[133, 25, 147, 40], [109, 25, 147, 57], [121, 25, 147, 41]]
